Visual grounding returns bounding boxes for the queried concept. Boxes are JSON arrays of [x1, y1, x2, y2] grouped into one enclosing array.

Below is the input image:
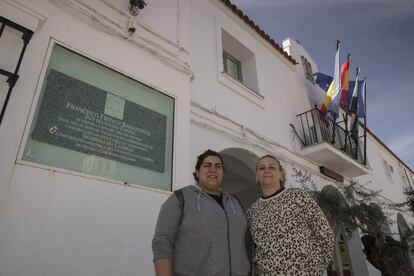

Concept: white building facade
[[0, 0, 413, 275]]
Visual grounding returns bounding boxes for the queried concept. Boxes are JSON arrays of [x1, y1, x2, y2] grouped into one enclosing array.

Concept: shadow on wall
[[220, 148, 260, 210]]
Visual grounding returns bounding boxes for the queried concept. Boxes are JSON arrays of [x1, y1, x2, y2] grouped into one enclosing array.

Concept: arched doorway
[[319, 185, 371, 276], [219, 148, 260, 210], [397, 213, 414, 268], [320, 185, 353, 276]]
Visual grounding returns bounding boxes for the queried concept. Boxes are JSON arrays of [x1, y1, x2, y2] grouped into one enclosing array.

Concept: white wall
[[189, 0, 313, 152], [354, 133, 414, 238], [0, 0, 192, 275]]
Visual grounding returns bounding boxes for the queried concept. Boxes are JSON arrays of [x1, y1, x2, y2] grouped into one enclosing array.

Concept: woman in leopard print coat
[[247, 155, 334, 276]]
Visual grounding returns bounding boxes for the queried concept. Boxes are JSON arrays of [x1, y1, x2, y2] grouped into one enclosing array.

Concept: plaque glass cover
[[23, 44, 174, 191]]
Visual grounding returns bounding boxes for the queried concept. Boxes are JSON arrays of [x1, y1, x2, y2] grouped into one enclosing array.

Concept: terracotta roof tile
[[219, 0, 297, 65]]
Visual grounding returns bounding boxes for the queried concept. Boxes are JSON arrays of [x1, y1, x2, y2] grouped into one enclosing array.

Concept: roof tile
[[219, 0, 297, 64]]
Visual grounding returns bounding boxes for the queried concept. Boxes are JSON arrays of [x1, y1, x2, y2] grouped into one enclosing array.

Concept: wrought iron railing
[[294, 107, 366, 165], [0, 16, 33, 125]]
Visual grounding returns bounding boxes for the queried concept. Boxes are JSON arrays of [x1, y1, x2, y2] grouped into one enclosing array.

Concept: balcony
[[294, 108, 370, 178]]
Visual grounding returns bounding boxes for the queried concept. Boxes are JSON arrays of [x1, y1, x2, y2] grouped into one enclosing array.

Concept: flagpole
[[363, 77, 367, 165], [344, 53, 351, 129], [331, 40, 340, 144], [353, 67, 360, 160]]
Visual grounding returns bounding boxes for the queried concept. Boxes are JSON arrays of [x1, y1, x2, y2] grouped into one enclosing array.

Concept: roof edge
[[219, 0, 297, 65], [362, 123, 414, 175]]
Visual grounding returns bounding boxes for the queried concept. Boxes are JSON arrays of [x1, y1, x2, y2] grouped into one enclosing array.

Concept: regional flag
[[348, 68, 361, 139], [320, 41, 341, 121], [348, 80, 366, 119]]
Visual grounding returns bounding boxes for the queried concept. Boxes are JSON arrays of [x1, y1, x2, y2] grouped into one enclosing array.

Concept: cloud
[[387, 133, 414, 170], [389, 134, 414, 156]]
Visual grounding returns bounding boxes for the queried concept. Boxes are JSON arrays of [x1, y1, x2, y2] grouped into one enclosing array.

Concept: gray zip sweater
[[152, 185, 250, 276]]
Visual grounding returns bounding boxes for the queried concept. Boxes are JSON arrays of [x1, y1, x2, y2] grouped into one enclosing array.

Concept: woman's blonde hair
[[256, 155, 286, 188]]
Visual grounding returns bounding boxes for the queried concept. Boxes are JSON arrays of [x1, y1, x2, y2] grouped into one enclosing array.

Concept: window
[[401, 171, 409, 187], [399, 166, 412, 189], [383, 159, 393, 180], [301, 56, 314, 83], [221, 29, 258, 92], [223, 51, 242, 82], [22, 44, 174, 191]]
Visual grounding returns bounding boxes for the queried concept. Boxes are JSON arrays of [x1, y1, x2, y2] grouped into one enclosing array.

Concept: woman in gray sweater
[[152, 149, 250, 276]]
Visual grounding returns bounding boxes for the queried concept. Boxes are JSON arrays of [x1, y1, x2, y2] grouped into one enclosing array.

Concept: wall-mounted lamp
[[129, 0, 147, 16]]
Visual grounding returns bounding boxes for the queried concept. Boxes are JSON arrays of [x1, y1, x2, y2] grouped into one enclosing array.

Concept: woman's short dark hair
[[193, 149, 225, 182], [256, 154, 286, 187]]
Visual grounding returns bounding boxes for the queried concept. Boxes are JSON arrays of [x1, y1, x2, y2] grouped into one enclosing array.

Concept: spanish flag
[[340, 55, 350, 108]]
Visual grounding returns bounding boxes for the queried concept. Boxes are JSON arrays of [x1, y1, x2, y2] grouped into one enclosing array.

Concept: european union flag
[[314, 73, 333, 91]]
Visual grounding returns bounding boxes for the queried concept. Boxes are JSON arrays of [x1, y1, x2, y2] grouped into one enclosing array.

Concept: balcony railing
[[295, 107, 366, 166]]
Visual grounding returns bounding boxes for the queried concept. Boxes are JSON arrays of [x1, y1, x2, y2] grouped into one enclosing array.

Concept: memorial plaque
[[32, 69, 167, 172]]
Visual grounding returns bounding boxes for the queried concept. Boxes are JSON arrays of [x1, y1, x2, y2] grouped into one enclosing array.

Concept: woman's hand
[[154, 258, 172, 276]]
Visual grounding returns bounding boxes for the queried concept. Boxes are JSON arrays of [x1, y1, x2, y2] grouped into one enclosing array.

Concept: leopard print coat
[[247, 188, 334, 276]]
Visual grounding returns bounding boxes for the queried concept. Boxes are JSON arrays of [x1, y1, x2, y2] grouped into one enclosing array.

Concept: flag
[[314, 73, 333, 91], [360, 79, 366, 120], [339, 56, 350, 108], [348, 80, 365, 119], [313, 73, 333, 91], [320, 41, 341, 121], [348, 68, 361, 139]]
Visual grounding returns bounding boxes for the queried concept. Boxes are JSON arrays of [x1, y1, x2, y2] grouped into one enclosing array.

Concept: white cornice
[[50, 0, 194, 80], [0, 0, 47, 32]]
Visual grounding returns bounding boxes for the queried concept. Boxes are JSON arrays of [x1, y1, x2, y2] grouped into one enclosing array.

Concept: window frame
[[217, 25, 264, 108], [223, 50, 243, 82], [301, 56, 314, 83]]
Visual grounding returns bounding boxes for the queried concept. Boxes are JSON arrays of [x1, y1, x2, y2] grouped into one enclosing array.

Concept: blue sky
[[231, 0, 414, 171]]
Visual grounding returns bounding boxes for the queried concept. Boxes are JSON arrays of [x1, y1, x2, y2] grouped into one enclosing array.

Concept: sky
[[231, 0, 414, 171]]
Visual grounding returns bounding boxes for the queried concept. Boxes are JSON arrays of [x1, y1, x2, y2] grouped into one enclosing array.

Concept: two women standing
[[152, 150, 334, 276]]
